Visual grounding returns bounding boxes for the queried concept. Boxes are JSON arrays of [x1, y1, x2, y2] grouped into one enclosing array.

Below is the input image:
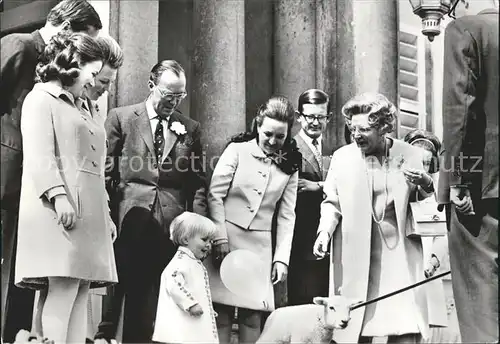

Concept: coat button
[[149, 204, 154, 209], [89, 129, 94, 135], [92, 161, 98, 167], [262, 174, 267, 178], [249, 209, 254, 213], [91, 144, 96, 151], [257, 191, 262, 195]]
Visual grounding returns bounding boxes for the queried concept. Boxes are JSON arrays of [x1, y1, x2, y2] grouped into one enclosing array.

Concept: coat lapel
[[162, 113, 180, 161], [134, 103, 156, 157], [295, 134, 321, 178]]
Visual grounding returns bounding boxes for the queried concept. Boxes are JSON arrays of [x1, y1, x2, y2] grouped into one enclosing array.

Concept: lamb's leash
[[350, 270, 451, 311]]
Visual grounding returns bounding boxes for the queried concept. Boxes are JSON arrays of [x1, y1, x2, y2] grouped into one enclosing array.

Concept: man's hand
[[313, 231, 330, 259], [188, 303, 204, 317], [212, 241, 229, 268], [54, 195, 76, 230], [298, 179, 321, 193], [450, 186, 475, 215], [271, 261, 288, 285]]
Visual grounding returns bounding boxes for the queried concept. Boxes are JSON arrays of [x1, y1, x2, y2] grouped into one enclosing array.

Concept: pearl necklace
[[365, 138, 389, 225]]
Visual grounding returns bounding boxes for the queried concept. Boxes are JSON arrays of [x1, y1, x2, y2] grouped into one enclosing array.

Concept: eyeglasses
[[155, 86, 187, 101], [301, 114, 330, 123]]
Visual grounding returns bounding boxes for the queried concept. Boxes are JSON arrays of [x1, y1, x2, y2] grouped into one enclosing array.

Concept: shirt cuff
[[45, 186, 66, 201]]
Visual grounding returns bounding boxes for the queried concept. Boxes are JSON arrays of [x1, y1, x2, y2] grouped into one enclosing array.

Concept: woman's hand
[[271, 261, 288, 285], [298, 179, 321, 193], [212, 241, 229, 268], [403, 167, 432, 188], [53, 195, 76, 230], [313, 231, 330, 259], [109, 218, 117, 243], [424, 255, 440, 278]]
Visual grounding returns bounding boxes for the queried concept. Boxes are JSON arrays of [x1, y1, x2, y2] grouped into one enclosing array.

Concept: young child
[[152, 212, 219, 344]]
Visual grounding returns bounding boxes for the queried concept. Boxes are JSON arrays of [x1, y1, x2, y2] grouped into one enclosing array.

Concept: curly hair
[[229, 96, 301, 175], [342, 93, 397, 134], [36, 32, 104, 87]]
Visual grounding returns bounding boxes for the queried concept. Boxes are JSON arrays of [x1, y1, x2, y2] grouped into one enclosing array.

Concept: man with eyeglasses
[[439, 0, 498, 342], [95, 60, 207, 343], [287, 89, 333, 306]]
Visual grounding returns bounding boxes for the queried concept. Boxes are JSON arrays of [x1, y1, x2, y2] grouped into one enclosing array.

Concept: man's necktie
[[154, 119, 165, 163], [312, 138, 323, 178]]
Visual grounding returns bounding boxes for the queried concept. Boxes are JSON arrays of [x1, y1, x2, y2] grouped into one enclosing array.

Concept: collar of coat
[[33, 82, 77, 105], [177, 246, 199, 261]]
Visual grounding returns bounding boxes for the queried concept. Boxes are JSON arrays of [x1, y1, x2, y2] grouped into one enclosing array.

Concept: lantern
[[409, 0, 456, 41]]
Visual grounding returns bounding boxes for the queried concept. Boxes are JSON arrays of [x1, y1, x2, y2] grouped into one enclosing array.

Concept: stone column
[[110, 0, 159, 108], [336, 0, 400, 134], [191, 0, 246, 175], [274, 0, 317, 135], [316, 0, 343, 152], [272, 0, 317, 306]]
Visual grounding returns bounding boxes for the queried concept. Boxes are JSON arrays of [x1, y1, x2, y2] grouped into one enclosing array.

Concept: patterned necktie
[[154, 119, 165, 163], [312, 138, 323, 177]]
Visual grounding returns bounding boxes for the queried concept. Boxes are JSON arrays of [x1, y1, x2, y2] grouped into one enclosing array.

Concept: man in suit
[[0, 1, 101, 340], [440, 1, 498, 342], [95, 60, 207, 343], [287, 89, 332, 305]]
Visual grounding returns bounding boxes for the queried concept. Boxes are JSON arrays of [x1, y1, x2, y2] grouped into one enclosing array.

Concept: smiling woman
[[314, 93, 436, 343], [15, 31, 117, 344], [206, 96, 301, 343]]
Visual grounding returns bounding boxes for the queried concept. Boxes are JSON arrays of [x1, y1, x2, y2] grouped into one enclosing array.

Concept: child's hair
[[403, 129, 442, 174], [169, 212, 217, 246]]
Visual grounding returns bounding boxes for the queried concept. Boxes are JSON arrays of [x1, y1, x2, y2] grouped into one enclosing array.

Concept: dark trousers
[[448, 198, 498, 343], [1, 209, 35, 342], [95, 207, 176, 343], [287, 257, 329, 306]]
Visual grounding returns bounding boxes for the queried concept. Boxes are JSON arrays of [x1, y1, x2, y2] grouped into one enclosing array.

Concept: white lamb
[[256, 296, 361, 344]]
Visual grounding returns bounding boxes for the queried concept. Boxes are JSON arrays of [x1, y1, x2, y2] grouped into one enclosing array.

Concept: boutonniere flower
[[170, 121, 187, 136]]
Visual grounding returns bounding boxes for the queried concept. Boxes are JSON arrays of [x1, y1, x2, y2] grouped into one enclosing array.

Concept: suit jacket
[[208, 139, 298, 265], [291, 133, 332, 261], [105, 101, 208, 234], [1, 30, 45, 209], [439, 9, 499, 201], [318, 140, 431, 342]]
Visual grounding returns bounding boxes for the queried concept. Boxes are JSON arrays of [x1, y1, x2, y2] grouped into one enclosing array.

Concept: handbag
[[407, 197, 447, 237]]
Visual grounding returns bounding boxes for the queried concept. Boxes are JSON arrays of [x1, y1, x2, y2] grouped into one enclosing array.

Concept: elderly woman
[[314, 93, 434, 343], [206, 96, 300, 343], [15, 32, 117, 344]]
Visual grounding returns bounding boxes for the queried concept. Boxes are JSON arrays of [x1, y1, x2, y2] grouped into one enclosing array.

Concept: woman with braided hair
[[15, 32, 117, 344]]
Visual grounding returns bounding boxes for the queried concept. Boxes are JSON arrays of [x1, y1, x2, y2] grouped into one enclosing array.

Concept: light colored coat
[[153, 247, 218, 344], [15, 83, 117, 289], [318, 140, 431, 343], [208, 139, 298, 265], [207, 139, 298, 310]]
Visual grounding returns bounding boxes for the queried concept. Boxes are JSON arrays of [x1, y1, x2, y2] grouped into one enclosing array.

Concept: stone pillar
[[274, 0, 316, 134], [315, 0, 343, 152], [336, 0, 400, 134], [191, 0, 246, 175], [272, 0, 317, 306], [110, 0, 159, 107]]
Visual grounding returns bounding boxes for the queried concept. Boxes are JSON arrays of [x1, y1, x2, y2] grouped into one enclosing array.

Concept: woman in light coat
[[314, 93, 434, 343], [15, 32, 117, 344], [206, 96, 300, 343]]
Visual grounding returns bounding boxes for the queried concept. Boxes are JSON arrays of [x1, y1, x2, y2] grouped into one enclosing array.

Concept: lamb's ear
[[313, 296, 328, 306]]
